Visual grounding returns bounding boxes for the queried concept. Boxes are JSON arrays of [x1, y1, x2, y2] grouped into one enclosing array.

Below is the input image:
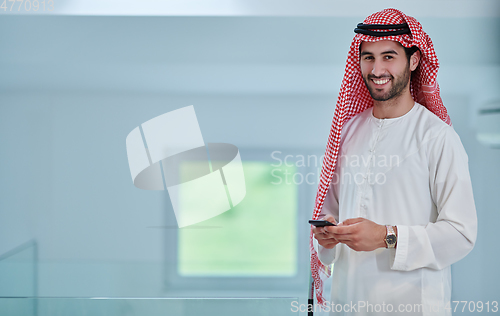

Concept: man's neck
[[372, 90, 415, 119]]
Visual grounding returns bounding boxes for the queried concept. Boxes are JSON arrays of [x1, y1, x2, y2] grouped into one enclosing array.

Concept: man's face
[[359, 40, 412, 102]]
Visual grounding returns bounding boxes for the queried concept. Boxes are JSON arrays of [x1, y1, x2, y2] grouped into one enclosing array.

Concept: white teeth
[[373, 78, 389, 85]]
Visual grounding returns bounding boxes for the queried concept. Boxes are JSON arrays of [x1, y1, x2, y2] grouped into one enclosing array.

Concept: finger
[[330, 233, 354, 243], [313, 232, 325, 240], [322, 214, 337, 225], [323, 242, 339, 249], [341, 217, 364, 226], [313, 224, 333, 235], [316, 233, 338, 242], [329, 225, 355, 236], [315, 232, 336, 240], [334, 236, 353, 244], [325, 226, 335, 235], [312, 226, 326, 235], [313, 230, 327, 239], [314, 231, 329, 240], [320, 239, 340, 248]]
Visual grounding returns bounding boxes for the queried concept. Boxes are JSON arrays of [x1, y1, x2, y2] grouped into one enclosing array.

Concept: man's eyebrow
[[360, 50, 399, 56]]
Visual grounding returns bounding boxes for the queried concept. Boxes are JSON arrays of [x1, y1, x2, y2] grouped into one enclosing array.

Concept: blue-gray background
[[1, 6, 499, 316]]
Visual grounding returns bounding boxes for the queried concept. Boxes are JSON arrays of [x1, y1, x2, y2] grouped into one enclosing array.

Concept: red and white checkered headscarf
[[310, 8, 451, 305]]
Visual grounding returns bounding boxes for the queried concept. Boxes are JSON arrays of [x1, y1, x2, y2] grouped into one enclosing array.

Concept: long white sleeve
[[392, 126, 477, 271]]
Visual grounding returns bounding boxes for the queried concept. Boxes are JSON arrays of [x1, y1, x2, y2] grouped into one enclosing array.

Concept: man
[[310, 8, 477, 316]]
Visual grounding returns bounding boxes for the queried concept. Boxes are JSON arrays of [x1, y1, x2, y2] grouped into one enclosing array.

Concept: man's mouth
[[371, 78, 390, 85]]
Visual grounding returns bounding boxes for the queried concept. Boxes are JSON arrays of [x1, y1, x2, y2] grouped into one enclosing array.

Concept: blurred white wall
[[0, 3, 499, 313]]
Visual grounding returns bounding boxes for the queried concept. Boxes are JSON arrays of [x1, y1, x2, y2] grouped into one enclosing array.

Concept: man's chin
[[369, 91, 391, 102]]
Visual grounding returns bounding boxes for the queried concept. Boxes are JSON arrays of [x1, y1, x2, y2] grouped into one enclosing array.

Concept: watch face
[[386, 235, 397, 245]]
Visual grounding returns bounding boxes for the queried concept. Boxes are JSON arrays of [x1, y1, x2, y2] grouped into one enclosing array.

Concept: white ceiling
[[1, 0, 499, 17]]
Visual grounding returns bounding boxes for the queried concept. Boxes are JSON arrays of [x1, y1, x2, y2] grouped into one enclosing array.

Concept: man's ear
[[410, 50, 421, 71]]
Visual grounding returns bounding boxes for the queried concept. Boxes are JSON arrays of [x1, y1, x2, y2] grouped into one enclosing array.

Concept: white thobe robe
[[314, 103, 477, 316]]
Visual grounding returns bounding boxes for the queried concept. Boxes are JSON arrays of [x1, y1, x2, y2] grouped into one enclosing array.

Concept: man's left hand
[[329, 218, 387, 251]]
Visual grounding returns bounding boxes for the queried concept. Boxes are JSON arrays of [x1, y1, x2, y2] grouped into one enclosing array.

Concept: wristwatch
[[384, 225, 397, 248]]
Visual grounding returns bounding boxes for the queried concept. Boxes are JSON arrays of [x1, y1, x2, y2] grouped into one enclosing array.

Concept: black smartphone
[[309, 220, 336, 227]]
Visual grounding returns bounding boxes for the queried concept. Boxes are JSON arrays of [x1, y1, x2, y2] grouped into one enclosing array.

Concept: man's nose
[[371, 60, 386, 77]]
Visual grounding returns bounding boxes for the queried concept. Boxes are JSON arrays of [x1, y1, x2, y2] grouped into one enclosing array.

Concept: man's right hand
[[312, 214, 340, 249]]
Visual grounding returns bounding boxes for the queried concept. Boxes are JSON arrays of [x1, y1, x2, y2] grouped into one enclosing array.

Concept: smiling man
[[309, 9, 477, 316]]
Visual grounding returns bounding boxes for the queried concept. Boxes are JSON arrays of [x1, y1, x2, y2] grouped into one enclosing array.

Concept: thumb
[[340, 217, 364, 226], [322, 214, 337, 225]]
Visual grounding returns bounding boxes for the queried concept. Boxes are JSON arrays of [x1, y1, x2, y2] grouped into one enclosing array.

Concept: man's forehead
[[360, 40, 404, 53]]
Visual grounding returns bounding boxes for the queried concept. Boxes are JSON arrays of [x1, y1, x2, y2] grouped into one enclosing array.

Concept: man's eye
[[364, 56, 374, 60], [384, 55, 394, 60]]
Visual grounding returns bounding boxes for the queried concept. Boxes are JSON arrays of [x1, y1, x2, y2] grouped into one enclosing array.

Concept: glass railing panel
[[0, 297, 298, 316]]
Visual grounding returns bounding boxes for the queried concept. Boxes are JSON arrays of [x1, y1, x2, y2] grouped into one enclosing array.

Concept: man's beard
[[363, 65, 411, 102]]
